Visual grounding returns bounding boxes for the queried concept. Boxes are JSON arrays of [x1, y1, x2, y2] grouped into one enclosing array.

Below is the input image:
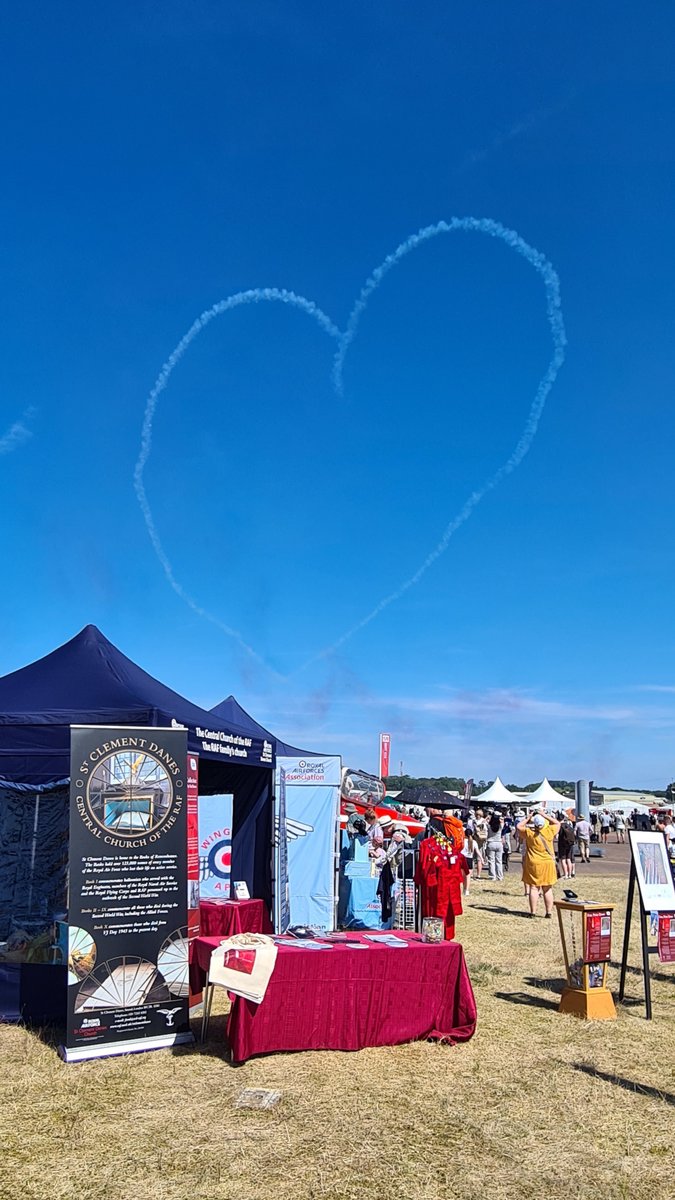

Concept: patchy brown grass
[[1, 874, 673, 1200]]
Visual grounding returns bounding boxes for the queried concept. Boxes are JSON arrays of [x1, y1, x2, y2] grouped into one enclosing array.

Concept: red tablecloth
[[191, 932, 476, 1062], [199, 899, 273, 938]]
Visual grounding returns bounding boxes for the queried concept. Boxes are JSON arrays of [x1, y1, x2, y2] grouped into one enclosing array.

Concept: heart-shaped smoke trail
[[134, 289, 342, 678], [135, 219, 566, 678]]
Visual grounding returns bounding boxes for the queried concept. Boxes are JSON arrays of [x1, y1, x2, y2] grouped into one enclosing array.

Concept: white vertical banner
[[275, 756, 341, 931]]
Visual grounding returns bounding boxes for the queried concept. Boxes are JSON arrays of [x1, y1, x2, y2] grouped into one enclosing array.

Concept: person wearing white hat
[[516, 809, 560, 917]]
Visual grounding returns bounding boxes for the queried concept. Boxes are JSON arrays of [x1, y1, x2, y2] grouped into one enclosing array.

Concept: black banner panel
[[61, 727, 192, 1062]]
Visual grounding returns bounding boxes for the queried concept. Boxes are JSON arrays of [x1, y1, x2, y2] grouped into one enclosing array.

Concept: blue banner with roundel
[[198, 794, 233, 899]]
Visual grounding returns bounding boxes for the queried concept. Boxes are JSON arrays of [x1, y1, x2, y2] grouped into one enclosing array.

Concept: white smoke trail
[[0, 407, 35, 456], [136, 222, 565, 678], [301, 218, 566, 671], [134, 289, 342, 675]]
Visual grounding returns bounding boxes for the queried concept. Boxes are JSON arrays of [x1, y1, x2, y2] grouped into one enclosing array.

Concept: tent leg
[[201, 976, 213, 1043]]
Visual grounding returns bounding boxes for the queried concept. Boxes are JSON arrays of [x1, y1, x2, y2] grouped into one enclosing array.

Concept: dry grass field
[[1, 873, 674, 1200]]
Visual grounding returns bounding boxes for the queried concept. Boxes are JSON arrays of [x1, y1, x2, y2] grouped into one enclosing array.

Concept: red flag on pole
[[379, 733, 391, 779]]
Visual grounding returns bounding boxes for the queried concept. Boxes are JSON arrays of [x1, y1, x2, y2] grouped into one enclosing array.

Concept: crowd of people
[[345, 797, 675, 922], [451, 802, 675, 917]]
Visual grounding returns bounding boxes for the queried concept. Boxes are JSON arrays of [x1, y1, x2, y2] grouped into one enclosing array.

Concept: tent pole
[[270, 786, 277, 933]]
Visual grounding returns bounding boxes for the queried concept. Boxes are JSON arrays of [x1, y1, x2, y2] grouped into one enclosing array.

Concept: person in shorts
[[575, 814, 592, 863], [557, 813, 576, 878], [599, 809, 612, 844]]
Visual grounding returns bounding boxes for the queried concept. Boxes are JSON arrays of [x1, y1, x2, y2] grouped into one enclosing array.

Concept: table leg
[[200, 975, 212, 1042]]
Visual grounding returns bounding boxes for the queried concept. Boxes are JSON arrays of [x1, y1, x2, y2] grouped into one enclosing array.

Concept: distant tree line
[[385, 775, 670, 798]]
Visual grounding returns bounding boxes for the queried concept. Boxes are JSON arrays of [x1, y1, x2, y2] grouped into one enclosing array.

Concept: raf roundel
[[207, 838, 232, 879]]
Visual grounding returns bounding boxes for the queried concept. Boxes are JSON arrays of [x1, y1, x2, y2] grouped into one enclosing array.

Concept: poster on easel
[[619, 831, 675, 1020], [61, 726, 191, 1062], [629, 831, 675, 911]]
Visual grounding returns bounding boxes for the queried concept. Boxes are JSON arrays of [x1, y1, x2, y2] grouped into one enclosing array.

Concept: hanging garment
[[415, 832, 464, 940], [377, 860, 396, 923]]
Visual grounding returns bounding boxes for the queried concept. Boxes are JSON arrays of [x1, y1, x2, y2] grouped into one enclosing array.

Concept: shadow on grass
[[469, 905, 534, 919], [609, 958, 674, 985], [524, 974, 566, 996], [571, 1062, 675, 1107], [493, 990, 559, 1012]]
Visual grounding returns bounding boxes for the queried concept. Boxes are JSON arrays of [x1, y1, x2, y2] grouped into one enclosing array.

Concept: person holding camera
[[516, 809, 561, 917]]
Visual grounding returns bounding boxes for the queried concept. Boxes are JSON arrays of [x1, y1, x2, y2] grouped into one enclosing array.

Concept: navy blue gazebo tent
[[0, 625, 275, 1022], [210, 694, 313, 757]]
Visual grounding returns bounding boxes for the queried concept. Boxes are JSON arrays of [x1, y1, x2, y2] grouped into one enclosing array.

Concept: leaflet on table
[[276, 937, 333, 950], [363, 934, 408, 946]]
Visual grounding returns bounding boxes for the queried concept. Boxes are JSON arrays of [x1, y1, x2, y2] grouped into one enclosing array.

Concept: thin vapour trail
[[134, 289, 341, 677], [0, 407, 35, 455], [298, 218, 566, 672], [136, 223, 565, 679]]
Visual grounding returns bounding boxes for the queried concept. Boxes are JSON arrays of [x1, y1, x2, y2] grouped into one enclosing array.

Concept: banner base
[[59, 1031, 194, 1063]]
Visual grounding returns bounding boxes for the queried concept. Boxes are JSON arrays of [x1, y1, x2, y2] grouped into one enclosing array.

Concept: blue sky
[[2, 2, 675, 787]]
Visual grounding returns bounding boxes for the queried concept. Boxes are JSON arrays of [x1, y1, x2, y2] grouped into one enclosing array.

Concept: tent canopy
[[210, 695, 318, 759], [525, 778, 570, 811], [0, 625, 274, 787], [473, 777, 517, 806]]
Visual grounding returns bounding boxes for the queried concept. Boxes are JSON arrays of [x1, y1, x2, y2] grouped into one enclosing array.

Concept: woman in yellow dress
[[517, 810, 561, 918]]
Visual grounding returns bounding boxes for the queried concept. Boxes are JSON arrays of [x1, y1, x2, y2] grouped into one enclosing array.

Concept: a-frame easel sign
[[618, 830, 675, 1020]]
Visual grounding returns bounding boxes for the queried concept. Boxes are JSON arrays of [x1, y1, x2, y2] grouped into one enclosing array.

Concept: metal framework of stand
[[200, 969, 217, 1042], [618, 855, 655, 1020]]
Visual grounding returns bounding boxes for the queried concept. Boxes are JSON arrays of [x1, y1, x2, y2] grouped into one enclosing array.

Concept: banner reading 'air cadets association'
[[62, 726, 191, 1062]]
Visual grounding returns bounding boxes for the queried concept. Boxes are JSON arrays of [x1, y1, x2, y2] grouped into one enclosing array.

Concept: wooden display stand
[[554, 900, 617, 1020]]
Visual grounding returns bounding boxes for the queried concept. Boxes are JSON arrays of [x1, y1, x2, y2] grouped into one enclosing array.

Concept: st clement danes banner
[[61, 726, 192, 1061]]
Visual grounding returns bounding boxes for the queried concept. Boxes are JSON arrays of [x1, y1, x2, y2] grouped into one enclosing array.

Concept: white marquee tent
[[473, 776, 517, 806], [525, 778, 570, 811]]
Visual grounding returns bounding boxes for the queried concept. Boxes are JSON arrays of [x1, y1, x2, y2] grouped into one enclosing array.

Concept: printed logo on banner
[[273, 816, 314, 843], [207, 838, 232, 878], [193, 726, 274, 767], [278, 756, 341, 786]]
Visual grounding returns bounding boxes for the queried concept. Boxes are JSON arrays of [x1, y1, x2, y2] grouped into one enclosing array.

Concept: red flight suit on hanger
[[415, 817, 464, 940]]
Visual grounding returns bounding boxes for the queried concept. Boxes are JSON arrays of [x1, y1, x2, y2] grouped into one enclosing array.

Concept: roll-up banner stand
[[61, 726, 193, 1062], [275, 755, 341, 931], [187, 754, 200, 939], [186, 754, 201, 1010]]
